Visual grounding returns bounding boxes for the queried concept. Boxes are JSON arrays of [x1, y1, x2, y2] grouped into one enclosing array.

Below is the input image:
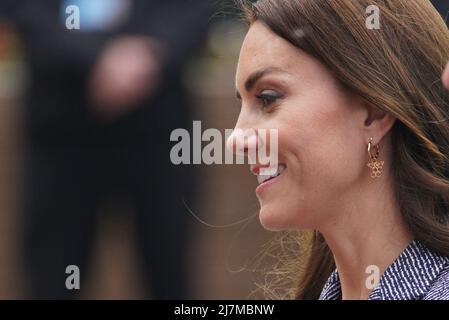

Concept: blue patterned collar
[[319, 240, 449, 300]]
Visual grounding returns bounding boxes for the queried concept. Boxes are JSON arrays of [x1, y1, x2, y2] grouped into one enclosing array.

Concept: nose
[[226, 126, 261, 163], [226, 120, 279, 175]]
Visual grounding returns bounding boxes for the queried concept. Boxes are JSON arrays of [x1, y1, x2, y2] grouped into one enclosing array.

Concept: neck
[[319, 176, 413, 300]]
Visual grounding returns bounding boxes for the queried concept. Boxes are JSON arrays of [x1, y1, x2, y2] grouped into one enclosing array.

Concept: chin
[[259, 203, 313, 231], [259, 205, 291, 231]]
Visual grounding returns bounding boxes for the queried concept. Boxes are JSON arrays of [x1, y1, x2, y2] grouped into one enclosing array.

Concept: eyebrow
[[236, 67, 286, 99]]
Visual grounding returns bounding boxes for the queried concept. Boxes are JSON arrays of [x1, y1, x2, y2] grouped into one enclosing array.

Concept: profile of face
[[229, 22, 391, 231]]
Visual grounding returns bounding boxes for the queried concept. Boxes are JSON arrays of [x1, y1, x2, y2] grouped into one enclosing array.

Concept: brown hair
[[238, 0, 449, 299]]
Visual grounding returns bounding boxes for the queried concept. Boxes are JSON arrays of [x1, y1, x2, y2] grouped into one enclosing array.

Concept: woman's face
[[230, 22, 371, 231]]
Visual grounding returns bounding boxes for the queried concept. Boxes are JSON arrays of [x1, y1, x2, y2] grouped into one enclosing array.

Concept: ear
[[363, 103, 396, 145]]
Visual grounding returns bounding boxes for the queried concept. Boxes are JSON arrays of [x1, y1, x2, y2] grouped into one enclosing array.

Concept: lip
[[255, 170, 283, 195]]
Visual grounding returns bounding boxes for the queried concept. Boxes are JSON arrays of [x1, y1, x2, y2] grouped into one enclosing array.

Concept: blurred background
[[0, 0, 274, 299], [0, 0, 448, 300]]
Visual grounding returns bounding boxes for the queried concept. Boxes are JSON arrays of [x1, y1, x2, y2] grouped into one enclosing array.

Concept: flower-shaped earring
[[367, 137, 384, 179]]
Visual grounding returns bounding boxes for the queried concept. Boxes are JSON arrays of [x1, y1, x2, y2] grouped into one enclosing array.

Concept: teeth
[[257, 164, 286, 184], [257, 175, 269, 184], [278, 164, 286, 174]]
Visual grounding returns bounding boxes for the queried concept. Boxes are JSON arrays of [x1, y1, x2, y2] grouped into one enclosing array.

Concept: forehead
[[236, 21, 304, 82]]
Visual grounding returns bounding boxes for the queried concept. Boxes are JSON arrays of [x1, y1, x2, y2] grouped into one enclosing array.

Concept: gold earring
[[367, 137, 384, 179]]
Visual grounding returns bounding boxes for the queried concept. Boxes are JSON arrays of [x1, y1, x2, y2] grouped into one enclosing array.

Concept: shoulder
[[425, 265, 449, 300]]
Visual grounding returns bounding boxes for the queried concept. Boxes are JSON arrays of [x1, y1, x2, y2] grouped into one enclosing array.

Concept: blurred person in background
[[0, 0, 214, 299]]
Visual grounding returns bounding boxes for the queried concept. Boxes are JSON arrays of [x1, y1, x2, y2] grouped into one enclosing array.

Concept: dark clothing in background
[[432, 0, 449, 26], [1, 0, 213, 299]]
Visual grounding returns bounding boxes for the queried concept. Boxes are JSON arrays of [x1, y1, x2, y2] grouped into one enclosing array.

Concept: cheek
[[281, 99, 365, 191]]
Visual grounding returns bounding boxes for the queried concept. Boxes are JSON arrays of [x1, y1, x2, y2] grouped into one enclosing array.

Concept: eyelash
[[256, 92, 281, 109]]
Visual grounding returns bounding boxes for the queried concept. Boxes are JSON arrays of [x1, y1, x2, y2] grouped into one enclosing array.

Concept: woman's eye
[[256, 90, 282, 108]]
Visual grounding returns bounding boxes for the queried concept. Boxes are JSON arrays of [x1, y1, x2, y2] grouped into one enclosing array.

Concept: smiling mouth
[[256, 164, 287, 185]]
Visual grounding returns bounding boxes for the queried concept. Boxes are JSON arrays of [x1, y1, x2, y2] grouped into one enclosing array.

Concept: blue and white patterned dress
[[319, 240, 449, 300]]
